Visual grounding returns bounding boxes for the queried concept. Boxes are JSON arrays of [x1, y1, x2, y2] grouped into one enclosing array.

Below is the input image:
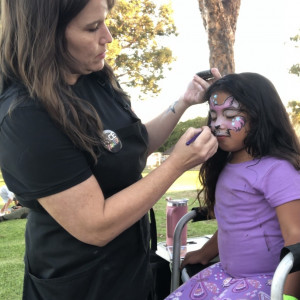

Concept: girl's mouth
[[214, 129, 230, 137]]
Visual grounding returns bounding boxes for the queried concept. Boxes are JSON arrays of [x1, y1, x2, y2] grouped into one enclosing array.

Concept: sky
[[131, 0, 300, 122]]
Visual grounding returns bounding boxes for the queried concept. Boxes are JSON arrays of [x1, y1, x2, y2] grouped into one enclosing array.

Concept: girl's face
[[209, 91, 249, 159], [65, 0, 113, 84]]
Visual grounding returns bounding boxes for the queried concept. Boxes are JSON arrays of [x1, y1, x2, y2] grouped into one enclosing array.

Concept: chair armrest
[[191, 207, 213, 222], [170, 207, 217, 292], [171, 210, 197, 291], [280, 243, 300, 273], [271, 242, 300, 300]]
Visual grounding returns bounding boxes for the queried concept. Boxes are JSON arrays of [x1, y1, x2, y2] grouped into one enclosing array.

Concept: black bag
[[149, 208, 171, 300]]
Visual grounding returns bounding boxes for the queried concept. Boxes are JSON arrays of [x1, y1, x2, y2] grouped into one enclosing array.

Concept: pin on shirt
[[103, 130, 122, 153]]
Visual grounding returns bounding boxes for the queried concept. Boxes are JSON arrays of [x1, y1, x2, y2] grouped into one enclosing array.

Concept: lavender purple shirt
[[215, 156, 300, 277]]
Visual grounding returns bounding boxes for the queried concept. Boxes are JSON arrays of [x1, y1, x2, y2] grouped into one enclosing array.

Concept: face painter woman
[[0, 0, 220, 299]]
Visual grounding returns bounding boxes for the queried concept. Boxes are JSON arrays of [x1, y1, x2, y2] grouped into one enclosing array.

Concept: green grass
[[0, 219, 26, 300], [153, 190, 217, 242], [0, 170, 217, 299], [146, 169, 217, 241]]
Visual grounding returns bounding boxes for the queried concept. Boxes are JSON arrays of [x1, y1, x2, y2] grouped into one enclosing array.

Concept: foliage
[[153, 190, 217, 242], [289, 30, 300, 76], [106, 0, 178, 99], [158, 116, 208, 153], [287, 100, 300, 125], [283, 31, 300, 128]]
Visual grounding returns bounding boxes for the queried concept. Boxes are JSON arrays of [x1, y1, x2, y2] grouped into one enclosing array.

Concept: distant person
[[0, 206, 29, 222], [0, 0, 220, 299], [0, 185, 15, 216], [0, 196, 29, 222], [166, 73, 300, 300]]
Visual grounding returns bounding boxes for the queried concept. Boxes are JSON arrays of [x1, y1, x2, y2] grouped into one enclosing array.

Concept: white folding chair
[[271, 243, 300, 300], [171, 211, 300, 300]]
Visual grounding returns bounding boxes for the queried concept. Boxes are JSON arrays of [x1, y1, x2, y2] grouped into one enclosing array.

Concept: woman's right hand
[[168, 126, 218, 173]]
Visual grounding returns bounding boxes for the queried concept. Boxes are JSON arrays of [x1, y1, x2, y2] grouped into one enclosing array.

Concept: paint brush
[[186, 131, 202, 145]]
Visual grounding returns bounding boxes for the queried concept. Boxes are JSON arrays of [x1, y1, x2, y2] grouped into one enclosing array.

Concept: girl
[[166, 73, 300, 300]]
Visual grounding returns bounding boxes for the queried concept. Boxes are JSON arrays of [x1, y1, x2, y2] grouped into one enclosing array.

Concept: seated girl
[[166, 73, 300, 300]]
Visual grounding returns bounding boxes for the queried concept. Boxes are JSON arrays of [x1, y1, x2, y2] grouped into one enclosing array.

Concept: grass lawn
[[146, 169, 217, 242], [153, 190, 217, 242], [0, 170, 217, 299], [0, 219, 26, 300]]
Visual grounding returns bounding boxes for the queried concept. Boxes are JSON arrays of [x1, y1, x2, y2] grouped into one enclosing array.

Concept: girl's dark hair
[[198, 72, 300, 216], [0, 0, 126, 163]]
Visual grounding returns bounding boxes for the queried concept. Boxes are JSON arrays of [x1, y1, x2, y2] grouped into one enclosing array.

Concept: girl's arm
[[181, 230, 219, 268], [145, 68, 221, 154], [276, 200, 300, 299]]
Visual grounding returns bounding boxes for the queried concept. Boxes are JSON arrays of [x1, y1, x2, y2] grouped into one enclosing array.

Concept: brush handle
[[186, 132, 202, 145]]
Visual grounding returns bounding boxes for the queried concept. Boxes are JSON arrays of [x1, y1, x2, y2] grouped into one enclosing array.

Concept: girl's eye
[[224, 109, 239, 119], [209, 111, 217, 121]]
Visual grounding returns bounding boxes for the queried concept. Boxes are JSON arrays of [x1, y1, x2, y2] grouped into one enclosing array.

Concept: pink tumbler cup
[[166, 198, 188, 247]]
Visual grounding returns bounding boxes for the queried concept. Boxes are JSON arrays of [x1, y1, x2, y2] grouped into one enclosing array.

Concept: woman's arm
[[276, 200, 300, 299], [181, 230, 219, 268], [145, 68, 221, 154], [38, 126, 218, 247]]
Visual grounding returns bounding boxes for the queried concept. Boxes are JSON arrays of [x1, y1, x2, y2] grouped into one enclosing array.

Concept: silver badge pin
[[103, 130, 122, 153]]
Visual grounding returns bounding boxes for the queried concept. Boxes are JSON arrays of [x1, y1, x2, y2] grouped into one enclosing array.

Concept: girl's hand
[[181, 249, 205, 269], [181, 68, 222, 107], [181, 231, 219, 270]]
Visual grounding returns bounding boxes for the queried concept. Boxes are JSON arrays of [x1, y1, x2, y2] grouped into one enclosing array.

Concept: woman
[[0, 0, 219, 299]]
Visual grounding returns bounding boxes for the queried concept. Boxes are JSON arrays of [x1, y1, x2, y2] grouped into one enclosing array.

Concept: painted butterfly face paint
[[209, 93, 246, 136]]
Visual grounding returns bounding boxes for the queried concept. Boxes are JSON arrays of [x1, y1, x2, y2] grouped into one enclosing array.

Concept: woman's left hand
[[181, 68, 222, 107]]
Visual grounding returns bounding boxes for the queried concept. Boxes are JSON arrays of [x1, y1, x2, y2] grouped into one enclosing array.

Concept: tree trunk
[[198, 0, 241, 75]]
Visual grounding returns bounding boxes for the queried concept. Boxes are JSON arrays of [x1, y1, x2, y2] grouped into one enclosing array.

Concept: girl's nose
[[213, 118, 227, 129]]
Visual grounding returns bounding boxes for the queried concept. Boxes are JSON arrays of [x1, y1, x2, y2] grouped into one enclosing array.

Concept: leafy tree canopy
[[158, 116, 208, 153], [106, 0, 177, 99], [288, 100, 300, 125], [287, 30, 300, 129], [289, 30, 300, 76]]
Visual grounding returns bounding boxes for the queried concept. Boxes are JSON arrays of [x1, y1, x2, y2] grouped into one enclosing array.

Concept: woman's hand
[[168, 126, 218, 173], [181, 68, 222, 107]]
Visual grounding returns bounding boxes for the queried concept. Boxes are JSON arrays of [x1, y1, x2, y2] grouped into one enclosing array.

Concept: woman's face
[[209, 91, 249, 154], [65, 0, 113, 84]]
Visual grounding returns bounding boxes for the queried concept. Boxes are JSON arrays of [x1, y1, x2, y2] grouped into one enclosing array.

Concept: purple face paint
[[209, 94, 246, 136]]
